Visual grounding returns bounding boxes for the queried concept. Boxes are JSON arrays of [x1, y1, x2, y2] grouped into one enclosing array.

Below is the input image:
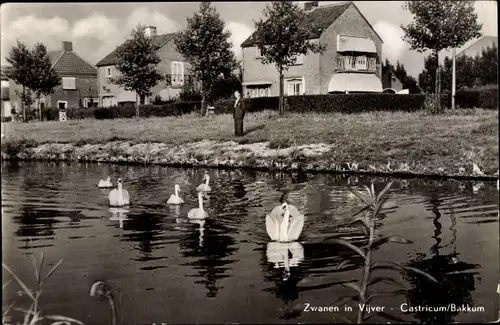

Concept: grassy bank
[[1, 110, 498, 178]]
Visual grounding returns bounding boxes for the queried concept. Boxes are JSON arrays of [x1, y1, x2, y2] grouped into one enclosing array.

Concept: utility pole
[[452, 48, 456, 110]]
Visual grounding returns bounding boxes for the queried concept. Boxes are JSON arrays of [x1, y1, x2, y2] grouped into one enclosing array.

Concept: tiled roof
[[241, 2, 351, 47], [96, 33, 178, 67], [1, 65, 12, 81], [49, 50, 97, 76]]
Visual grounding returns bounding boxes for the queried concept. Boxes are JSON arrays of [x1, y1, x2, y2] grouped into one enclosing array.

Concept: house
[[96, 26, 192, 107], [457, 36, 498, 58], [241, 1, 384, 97], [42, 41, 98, 110], [381, 69, 403, 93], [1, 65, 23, 118]]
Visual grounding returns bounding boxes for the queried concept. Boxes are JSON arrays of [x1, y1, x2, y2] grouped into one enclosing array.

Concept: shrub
[[41, 107, 59, 121], [1, 116, 12, 122], [240, 94, 450, 114], [455, 85, 498, 109]]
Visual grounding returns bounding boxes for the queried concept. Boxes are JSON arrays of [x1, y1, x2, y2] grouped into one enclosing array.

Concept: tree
[[441, 56, 453, 93], [401, 0, 482, 111], [418, 54, 439, 94], [30, 43, 61, 120], [455, 55, 476, 89], [175, 2, 239, 115], [253, 1, 326, 115], [383, 59, 421, 93], [475, 44, 498, 86], [6, 41, 35, 122], [112, 24, 164, 117]]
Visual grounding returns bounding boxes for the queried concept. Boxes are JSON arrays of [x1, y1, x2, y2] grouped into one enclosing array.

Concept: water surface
[[2, 161, 499, 324]]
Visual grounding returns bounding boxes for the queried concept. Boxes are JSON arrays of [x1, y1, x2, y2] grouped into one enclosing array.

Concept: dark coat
[[233, 98, 245, 119]]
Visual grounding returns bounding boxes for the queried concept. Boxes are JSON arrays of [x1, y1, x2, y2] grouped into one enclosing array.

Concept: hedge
[[30, 86, 497, 122]]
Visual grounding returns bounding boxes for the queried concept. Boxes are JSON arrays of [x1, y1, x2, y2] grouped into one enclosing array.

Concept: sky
[[0, 1, 498, 78]]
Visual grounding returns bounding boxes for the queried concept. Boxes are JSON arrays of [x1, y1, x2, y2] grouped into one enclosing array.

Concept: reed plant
[[2, 245, 83, 325], [330, 182, 439, 323]]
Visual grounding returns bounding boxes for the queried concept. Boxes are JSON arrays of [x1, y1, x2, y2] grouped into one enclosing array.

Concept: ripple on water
[[1, 161, 498, 324]]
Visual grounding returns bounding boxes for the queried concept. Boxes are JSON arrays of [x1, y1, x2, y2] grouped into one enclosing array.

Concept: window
[[171, 61, 184, 86], [286, 78, 304, 96], [84, 98, 99, 108], [106, 67, 112, 78], [62, 77, 76, 90], [355, 55, 367, 70], [247, 85, 270, 98], [367, 57, 376, 71], [57, 101, 67, 110]]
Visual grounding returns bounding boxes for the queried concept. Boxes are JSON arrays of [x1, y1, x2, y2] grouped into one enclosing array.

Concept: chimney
[[303, 1, 319, 11], [144, 26, 157, 38], [62, 41, 73, 51]]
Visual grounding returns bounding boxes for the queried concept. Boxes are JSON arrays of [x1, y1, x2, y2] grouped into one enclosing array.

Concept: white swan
[[98, 176, 113, 188], [266, 202, 305, 242], [108, 178, 130, 207], [196, 174, 211, 192], [187, 191, 208, 219], [167, 184, 184, 204]]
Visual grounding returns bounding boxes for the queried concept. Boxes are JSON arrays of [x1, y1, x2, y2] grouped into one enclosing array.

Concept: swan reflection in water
[[266, 241, 304, 281], [108, 207, 130, 229], [176, 217, 205, 247]]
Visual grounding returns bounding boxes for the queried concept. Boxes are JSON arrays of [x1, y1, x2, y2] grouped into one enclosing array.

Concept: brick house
[[241, 1, 384, 97], [96, 26, 192, 107], [457, 36, 498, 58], [43, 41, 98, 110]]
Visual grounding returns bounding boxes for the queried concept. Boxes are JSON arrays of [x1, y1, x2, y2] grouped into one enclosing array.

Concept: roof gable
[[53, 51, 97, 76], [241, 2, 351, 47], [96, 33, 177, 67], [457, 36, 498, 57]]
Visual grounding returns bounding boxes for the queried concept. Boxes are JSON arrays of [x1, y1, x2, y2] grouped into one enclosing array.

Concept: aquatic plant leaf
[[43, 315, 84, 325], [363, 185, 373, 198], [3, 300, 16, 320], [346, 219, 369, 237], [327, 238, 366, 259], [351, 205, 370, 218], [2, 263, 36, 302], [335, 259, 352, 271], [38, 252, 45, 285], [402, 266, 438, 283], [373, 195, 389, 217], [376, 181, 394, 203], [369, 235, 413, 249], [350, 189, 372, 207], [367, 276, 408, 290], [41, 258, 63, 285], [342, 281, 362, 295], [370, 183, 375, 198]]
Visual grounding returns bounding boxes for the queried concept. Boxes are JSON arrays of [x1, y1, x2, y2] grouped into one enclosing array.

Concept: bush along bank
[[35, 86, 498, 121], [1, 140, 498, 180]]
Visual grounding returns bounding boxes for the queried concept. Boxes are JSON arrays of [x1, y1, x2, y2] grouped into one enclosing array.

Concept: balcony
[[165, 74, 195, 87], [336, 55, 377, 73]]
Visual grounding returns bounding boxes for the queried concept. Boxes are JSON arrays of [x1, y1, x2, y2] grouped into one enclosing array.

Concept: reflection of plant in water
[[2, 250, 83, 325], [330, 182, 438, 323]]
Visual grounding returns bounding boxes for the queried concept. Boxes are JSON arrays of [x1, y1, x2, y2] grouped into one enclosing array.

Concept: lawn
[[1, 109, 498, 174]]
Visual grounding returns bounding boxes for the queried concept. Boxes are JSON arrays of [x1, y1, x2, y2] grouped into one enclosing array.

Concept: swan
[[98, 176, 113, 188], [196, 174, 211, 192], [109, 178, 130, 207], [187, 191, 208, 219], [167, 184, 184, 204], [472, 163, 483, 175], [266, 201, 305, 242], [90, 281, 118, 325]]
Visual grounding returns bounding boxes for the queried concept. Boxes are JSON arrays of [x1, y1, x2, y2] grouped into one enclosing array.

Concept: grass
[[1, 109, 498, 174]]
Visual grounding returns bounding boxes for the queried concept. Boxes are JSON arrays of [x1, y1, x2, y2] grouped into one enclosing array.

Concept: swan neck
[[280, 208, 290, 241], [174, 186, 179, 197], [107, 293, 118, 325], [199, 195, 203, 209], [205, 176, 210, 186]]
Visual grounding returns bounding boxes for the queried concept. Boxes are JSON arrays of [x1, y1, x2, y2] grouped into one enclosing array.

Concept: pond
[[1, 161, 499, 324]]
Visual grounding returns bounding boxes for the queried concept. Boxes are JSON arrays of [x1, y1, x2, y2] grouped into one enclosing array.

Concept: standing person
[[233, 90, 245, 137]]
